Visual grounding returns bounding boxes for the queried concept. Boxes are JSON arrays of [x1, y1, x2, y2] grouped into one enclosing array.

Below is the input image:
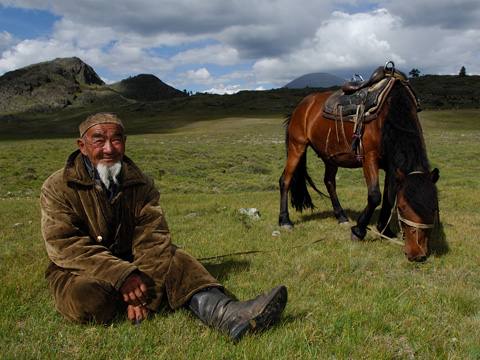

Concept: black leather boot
[[188, 285, 287, 342]]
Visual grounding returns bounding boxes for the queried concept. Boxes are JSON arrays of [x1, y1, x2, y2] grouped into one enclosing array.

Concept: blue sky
[[0, 7, 58, 38], [0, 0, 479, 94]]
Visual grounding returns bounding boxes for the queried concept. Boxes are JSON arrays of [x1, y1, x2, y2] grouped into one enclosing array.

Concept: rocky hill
[[0, 57, 187, 114]]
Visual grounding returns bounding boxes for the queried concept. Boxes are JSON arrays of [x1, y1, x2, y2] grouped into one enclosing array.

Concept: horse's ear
[[429, 168, 440, 183], [395, 169, 406, 183]]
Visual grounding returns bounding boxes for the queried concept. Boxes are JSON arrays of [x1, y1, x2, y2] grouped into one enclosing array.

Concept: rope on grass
[[196, 234, 334, 261], [367, 226, 404, 246]]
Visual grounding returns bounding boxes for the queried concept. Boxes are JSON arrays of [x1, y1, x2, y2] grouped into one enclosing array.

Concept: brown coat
[[41, 150, 220, 317]]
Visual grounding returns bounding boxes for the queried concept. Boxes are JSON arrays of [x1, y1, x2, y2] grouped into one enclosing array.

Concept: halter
[[395, 172, 437, 260], [397, 171, 436, 230], [397, 210, 435, 230], [373, 171, 436, 249]]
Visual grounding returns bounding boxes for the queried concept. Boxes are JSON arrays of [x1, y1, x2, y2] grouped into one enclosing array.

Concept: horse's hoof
[[339, 219, 351, 226], [280, 224, 294, 231], [350, 232, 363, 241], [351, 226, 366, 241]]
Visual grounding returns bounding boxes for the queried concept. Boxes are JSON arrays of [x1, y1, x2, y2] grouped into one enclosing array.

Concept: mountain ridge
[[0, 57, 187, 114], [0, 57, 479, 138]]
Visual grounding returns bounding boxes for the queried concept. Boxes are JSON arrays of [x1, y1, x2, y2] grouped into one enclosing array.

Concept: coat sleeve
[[130, 177, 173, 310], [40, 172, 137, 291]]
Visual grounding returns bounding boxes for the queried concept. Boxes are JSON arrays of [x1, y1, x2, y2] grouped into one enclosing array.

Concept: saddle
[[322, 62, 409, 124], [321, 62, 417, 158], [342, 65, 407, 95]]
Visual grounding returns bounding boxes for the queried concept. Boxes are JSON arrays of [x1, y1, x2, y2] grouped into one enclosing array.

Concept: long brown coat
[[41, 150, 220, 319]]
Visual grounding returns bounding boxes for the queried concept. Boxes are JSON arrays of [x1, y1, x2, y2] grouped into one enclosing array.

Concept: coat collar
[[63, 150, 147, 188]]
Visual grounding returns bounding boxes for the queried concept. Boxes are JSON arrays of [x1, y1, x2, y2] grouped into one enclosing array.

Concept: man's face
[[77, 123, 126, 168]]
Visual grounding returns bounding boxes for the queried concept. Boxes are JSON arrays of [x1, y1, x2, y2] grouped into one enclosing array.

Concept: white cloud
[[0, 30, 16, 54], [253, 6, 480, 87], [204, 84, 265, 95], [52, 18, 115, 48], [171, 44, 239, 67], [1, 0, 479, 93], [379, 0, 480, 29], [0, 38, 76, 74], [253, 9, 405, 86], [186, 68, 213, 84]]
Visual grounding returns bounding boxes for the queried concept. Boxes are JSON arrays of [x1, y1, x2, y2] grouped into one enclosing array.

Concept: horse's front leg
[[376, 172, 396, 238], [351, 153, 381, 241]]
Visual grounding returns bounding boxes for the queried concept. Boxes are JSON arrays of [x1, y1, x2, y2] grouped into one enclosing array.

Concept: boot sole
[[230, 285, 288, 342]]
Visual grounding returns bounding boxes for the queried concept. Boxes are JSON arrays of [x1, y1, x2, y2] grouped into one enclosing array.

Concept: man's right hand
[[127, 304, 150, 323], [120, 271, 148, 307]]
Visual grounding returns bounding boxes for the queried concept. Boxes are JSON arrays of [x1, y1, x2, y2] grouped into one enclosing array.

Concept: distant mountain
[[284, 73, 346, 89], [111, 74, 186, 102], [0, 57, 186, 114]]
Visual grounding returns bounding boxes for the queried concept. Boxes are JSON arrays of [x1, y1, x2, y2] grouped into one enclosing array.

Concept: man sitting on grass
[[40, 112, 287, 342]]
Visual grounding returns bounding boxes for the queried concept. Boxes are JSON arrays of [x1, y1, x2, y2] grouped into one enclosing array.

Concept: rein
[[368, 195, 404, 246], [196, 234, 333, 261]]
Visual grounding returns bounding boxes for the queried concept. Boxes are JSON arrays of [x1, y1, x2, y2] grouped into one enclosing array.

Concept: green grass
[[1, 110, 480, 359]]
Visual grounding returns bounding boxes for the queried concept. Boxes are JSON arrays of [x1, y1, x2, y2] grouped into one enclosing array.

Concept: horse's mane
[[381, 81, 438, 221], [402, 174, 438, 223]]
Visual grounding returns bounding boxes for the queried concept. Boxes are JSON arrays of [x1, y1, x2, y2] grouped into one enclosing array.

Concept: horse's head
[[396, 168, 440, 262]]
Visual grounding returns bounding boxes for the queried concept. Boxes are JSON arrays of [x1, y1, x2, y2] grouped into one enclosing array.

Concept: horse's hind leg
[[279, 142, 307, 228], [323, 161, 349, 225], [279, 169, 292, 227]]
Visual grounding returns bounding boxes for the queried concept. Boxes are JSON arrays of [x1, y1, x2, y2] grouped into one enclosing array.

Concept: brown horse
[[278, 78, 439, 262]]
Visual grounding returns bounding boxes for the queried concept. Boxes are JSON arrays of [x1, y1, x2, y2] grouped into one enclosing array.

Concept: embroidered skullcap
[[79, 113, 125, 137]]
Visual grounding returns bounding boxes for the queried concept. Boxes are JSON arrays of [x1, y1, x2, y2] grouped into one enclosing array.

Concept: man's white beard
[[96, 162, 122, 188]]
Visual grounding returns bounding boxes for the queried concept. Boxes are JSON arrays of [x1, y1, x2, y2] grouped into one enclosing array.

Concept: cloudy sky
[[0, 0, 479, 94]]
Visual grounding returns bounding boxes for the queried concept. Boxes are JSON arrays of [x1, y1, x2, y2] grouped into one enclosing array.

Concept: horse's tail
[[290, 152, 329, 211], [289, 152, 314, 211], [285, 113, 329, 211]]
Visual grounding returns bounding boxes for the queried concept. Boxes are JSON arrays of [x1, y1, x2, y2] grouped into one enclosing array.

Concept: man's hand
[[127, 305, 150, 323], [120, 272, 148, 307]]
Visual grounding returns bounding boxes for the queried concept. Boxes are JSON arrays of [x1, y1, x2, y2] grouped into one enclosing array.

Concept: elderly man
[[40, 113, 287, 341]]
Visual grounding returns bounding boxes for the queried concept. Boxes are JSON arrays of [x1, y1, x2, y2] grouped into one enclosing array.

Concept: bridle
[[374, 171, 437, 252], [397, 205, 436, 258], [397, 170, 436, 234], [397, 209, 435, 232]]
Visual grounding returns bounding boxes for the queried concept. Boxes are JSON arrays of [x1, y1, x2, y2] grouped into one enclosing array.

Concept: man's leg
[[46, 263, 126, 323], [163, 247, 288, 341], [164, 247, 223, 309], [188, 286, 288, 342]]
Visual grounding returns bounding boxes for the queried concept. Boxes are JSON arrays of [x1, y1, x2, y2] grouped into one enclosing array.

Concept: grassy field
[[1, 109, 479, 359]]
